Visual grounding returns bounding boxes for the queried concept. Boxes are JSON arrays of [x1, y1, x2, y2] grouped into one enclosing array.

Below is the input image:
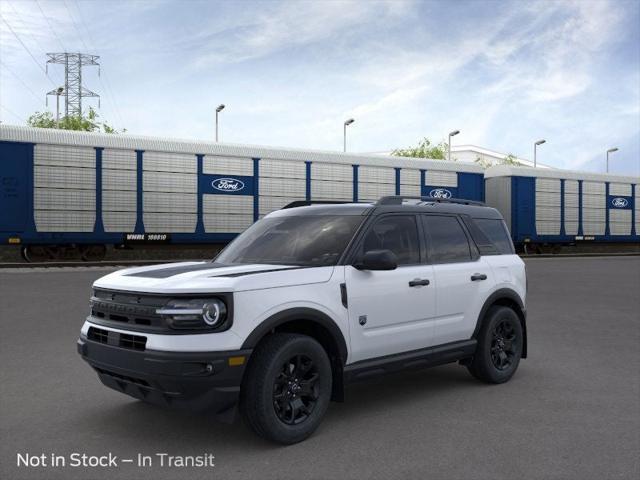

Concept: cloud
[[1, 0, 638, 174], [187, 0, 413, 70]]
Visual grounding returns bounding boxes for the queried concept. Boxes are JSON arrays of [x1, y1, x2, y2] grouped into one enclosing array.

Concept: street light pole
[[448, 130, 460, 162], [534, 139, 546, 168], [343, 118, 354, 152], [55, 87, 64, 127], [215, 104, 225, 142], [606, 147, 618, 173]]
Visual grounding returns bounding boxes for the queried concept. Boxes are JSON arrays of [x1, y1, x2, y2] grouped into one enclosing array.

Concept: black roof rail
[[281, 200, 355, 209], [376, 196, 486, 206]]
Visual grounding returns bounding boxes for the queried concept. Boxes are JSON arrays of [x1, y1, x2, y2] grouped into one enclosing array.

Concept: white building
[[369, 145, 553, 169], [451, 145, 553, 169]]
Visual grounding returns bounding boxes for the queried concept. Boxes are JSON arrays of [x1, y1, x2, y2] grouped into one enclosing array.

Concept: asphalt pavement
[[1, 257, 639, 480]]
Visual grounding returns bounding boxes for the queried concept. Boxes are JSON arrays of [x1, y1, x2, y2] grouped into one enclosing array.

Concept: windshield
[[215, 215, 363, 267]]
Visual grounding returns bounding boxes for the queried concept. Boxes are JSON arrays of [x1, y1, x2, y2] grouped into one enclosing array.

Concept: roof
[[0, 124, 484, 174], [271, 199, 503, 220], [484, 164, 639, 184]]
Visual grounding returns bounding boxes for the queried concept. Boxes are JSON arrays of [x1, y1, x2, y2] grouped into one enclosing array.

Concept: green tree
[[502, 153, 521, 165], [474, 152, 523, 169], [391, 137, 449, 160], [27, 107, 125, 133]]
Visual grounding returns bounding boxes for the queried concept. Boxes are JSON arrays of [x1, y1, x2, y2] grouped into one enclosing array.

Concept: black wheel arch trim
[[241, 307, 348, 402], [241, 307, 348, 364], [473, 288, 527, 358]]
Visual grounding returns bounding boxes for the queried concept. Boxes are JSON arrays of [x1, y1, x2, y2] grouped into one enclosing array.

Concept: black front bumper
[[77, 336, 251, 418]]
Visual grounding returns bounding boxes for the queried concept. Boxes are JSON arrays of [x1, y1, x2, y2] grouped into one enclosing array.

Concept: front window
[[359, 215, 420, 265], [215, 215, 363, 266]]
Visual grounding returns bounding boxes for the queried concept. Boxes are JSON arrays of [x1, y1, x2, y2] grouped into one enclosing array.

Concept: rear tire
[[240, 333, 332, 444], [467, 306, 523, 384]]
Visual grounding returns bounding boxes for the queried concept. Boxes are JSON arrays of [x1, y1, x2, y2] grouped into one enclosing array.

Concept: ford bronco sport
[[78, 196, 527, 444]]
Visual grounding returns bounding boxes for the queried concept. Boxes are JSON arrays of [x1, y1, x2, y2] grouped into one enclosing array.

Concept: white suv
[[78, 196, 527, 444]]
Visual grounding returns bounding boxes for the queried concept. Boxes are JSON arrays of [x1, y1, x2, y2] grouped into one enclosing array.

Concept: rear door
[[0, 142, 30, 232], [345, 214, 436, 363], [422, 215, 494, 345]]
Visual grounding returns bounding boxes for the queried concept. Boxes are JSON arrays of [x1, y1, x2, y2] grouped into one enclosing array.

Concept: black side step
[[343, 339, 477, 383]]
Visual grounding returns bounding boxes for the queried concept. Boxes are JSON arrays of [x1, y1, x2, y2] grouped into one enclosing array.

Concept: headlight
[[156, 298, 228, 330]]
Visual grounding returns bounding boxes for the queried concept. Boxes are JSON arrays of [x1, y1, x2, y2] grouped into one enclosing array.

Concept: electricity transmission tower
[[46, 53, 100, 118]]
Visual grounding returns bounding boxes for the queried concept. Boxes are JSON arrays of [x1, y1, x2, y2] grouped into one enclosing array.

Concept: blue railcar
[[0, 125, 485, 261], [485, 165, 639, 252]]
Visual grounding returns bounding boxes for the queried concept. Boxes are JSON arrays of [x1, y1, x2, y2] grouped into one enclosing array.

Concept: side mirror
[[354, 249, 398, 271]]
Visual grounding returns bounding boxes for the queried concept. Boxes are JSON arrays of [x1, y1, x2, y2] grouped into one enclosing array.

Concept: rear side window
[[474, 218, 515, 254], [360, 215, 420, 265], [422, 215, 471, 263]]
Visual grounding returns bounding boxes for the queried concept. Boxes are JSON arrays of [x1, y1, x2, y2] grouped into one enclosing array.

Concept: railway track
[[1, 252, 639, 269]]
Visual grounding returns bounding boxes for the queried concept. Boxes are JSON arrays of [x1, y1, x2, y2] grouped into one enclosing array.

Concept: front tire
[[240, 333, 332, 444], [467, 306, 523, 384]]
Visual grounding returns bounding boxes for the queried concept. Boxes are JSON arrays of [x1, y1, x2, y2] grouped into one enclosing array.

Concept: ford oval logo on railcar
[[211, 178, 245, 192], [429, 188, 452, 199], [611, 197, 629, 208]]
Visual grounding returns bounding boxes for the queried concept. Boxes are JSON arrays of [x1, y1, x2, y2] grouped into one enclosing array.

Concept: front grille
[[87, 326, 109, 344], [87, 326, 147, 351], [120, 333, 147, 351], [90, 289, 169, 331]]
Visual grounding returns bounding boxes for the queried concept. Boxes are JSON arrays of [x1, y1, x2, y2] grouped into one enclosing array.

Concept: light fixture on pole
[[448, 130, 460, 162], [215, 104, 225, 142], [533, 139, 546, 168], [606, 147, 618, 173], [343, 118, 355, 152], [55, 87, 64, 127], [46, 86, 66, 128]]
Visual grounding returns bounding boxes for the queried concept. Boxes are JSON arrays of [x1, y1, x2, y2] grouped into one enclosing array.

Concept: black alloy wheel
[[240, 333, 332, 444], [272, 354, 320, 425], [467, 305, 523, 384], [490, 319, 518, 371]]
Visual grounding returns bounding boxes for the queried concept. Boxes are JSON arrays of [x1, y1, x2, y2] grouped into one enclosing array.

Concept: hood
[[93, 261, 335, 294]]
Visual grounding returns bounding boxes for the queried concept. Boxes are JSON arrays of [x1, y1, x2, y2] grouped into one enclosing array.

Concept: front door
[[345, 214, 436, 363]]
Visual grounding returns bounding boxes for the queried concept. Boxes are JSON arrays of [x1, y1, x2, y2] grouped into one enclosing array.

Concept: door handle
[[471, 273, 487, 281], [409, 278, 430, 287]]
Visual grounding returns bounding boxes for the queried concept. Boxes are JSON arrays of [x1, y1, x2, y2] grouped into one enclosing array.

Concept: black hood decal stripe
[[125, 262, 228, 278], [211, 267, 306, 278], [124, 263, 304, 279]]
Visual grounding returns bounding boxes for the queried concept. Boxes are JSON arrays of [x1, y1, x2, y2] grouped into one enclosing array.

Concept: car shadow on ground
[[74, 363, 482, 450]]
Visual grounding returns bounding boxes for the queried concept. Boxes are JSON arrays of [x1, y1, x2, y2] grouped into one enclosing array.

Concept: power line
[[71, 0, 126, 127], [6, 1, 46, 53], [34, 0, 67, 52], [5, 0, 64, 85], [0, 104, 24, 123], [0, 60, 45, 104], [0, 15, 57, 87], [62, 0, 89, 51]]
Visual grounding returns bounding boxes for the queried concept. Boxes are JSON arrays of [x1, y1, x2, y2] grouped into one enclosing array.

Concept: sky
[[0, 0, 639, 175]]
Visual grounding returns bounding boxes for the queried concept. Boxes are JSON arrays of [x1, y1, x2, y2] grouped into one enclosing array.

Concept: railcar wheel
[[22, 245, 54, 263], [80, 244, 107, 262]]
